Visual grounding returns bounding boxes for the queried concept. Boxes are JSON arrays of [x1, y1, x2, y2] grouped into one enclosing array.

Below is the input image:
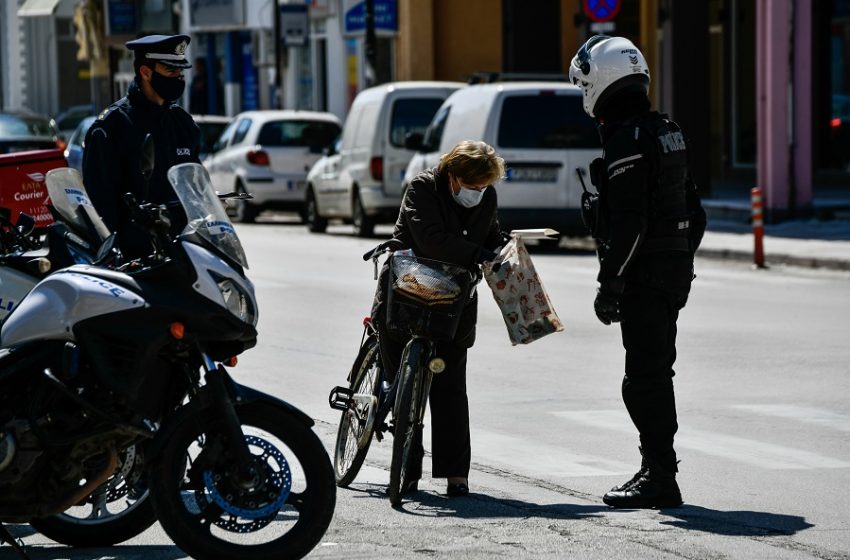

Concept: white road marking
[[731, 404, 850, 433], [551, 410, 850, 470], [472, 428, 635, 477]]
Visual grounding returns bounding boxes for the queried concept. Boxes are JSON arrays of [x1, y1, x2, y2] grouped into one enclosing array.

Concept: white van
[[403, 82, 601, 236], [305, 81, 463, 236]]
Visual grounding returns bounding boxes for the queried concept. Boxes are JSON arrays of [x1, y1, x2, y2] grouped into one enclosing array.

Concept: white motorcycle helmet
[[569, 35, 651, 118]]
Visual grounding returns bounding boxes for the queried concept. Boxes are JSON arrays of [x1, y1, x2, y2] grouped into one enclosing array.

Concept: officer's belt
[[641, 236, 691, 254]]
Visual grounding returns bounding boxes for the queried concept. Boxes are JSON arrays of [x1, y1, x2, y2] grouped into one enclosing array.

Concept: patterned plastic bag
[[483, 235, 564, 345]]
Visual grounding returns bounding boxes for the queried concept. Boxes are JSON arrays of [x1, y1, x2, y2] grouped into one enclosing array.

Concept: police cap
[[125, 34, 192, 69]]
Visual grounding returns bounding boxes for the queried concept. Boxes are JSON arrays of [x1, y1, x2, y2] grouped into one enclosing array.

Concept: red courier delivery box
[[0, 148, 67, 228]]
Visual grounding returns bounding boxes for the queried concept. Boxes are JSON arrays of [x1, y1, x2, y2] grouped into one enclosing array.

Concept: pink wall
[[756, 0, 813, 220]]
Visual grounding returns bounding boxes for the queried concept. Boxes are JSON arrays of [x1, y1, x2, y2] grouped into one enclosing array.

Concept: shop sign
[[189, 0, 245, 29], [343, 0, 397, 35], [281, 4, 309, 46]]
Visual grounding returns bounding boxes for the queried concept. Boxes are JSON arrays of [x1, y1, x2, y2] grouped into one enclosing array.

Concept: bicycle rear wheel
[[333, 335, 383, 487], [387, 341, 426, 506]]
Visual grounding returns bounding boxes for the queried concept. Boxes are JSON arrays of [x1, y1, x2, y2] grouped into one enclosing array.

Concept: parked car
[[192, 114, 232, 160], [203, 110, 341, 223], [0, 111, 63, 155], [304, 81, 463, 236], [403, 82, 600, 236], [51, 104, 96, 142], [63, 115, 96, 173]]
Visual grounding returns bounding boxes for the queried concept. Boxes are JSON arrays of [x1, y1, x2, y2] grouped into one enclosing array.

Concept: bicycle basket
[[386, 253, 472, 340]]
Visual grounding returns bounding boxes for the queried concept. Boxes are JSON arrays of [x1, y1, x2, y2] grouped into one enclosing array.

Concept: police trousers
[[619, 254, 693, 472]]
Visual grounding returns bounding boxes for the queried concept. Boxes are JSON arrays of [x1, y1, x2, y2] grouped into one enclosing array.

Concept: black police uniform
[[83, 35, 200, 259], [594, 108, 704, 476]]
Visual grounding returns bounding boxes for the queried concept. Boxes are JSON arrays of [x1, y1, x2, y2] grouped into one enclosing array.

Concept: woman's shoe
[[401, 479, 419, 495], [446, 482, 469, 497]]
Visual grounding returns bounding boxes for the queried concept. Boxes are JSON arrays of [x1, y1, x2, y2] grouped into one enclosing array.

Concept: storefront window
[[816, 0, 850, 172], [731, 0, 756, 166]]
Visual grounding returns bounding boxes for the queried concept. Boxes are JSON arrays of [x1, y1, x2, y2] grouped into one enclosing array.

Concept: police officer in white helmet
[[569, 35, 706, 509]]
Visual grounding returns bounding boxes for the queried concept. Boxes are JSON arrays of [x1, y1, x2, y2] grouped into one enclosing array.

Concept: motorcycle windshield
[[167, 163, 249, 269], [45, 168, 111, 241]]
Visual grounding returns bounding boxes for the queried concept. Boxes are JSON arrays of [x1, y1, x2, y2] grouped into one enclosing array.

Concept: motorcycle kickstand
[[0, 524, 30, 560]]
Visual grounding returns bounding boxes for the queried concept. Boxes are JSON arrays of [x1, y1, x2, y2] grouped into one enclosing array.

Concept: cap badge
[[175, 41, 187, 56]]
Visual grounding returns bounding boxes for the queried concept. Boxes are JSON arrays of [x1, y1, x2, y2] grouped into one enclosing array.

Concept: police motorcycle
[[0, 169, 156, 550], [10, 173, 156, 547], [0, 159, 336, 559]]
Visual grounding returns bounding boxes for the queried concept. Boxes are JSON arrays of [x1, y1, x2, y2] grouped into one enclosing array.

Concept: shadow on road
[[345, 483, 609, 520], [658, 504, 814, 536], [4, 525, 187, 560], [343, 485, 814, 538]]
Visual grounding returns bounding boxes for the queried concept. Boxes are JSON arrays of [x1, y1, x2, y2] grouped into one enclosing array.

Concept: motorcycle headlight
[[215, 277, 256, 324]]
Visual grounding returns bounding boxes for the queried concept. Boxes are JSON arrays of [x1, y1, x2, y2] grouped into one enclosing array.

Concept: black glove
[[594, 278, 624, 325], [475, 247, 498, 265], [475, 247, 502, 274]]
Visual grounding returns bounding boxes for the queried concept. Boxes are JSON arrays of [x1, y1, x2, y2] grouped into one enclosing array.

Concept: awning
[[17, 0, 62, 17]]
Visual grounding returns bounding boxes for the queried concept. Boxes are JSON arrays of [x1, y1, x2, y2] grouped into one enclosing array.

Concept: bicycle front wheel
[[333, 335, 383, 487], [387, 341, 427, 506]]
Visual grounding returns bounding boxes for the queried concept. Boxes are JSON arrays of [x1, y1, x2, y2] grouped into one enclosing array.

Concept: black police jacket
[[372, 167, 503, 347], [596, 111, 696, 287], [83, 79, 200, 258]]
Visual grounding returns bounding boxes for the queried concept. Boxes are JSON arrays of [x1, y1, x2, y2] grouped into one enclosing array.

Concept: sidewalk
[[699, 214, 850, 271]]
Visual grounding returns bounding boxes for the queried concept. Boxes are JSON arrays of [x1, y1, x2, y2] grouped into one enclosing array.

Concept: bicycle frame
[[329, 240, 476, 495]]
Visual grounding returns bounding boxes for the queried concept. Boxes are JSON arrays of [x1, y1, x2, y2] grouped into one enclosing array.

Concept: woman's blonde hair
[[438, 140, 506, 186]]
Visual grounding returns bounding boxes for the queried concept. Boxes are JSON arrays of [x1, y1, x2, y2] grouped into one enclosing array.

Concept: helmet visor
[[574, 34, 612, 74]]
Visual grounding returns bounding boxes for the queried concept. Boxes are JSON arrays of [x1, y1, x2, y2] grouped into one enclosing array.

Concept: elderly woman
[[373, 140, 506, 497]]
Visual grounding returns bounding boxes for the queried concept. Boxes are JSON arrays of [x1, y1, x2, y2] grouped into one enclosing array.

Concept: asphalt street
[[9, 218, 850, 560]]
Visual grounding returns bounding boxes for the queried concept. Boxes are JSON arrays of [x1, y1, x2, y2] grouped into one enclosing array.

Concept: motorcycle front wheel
[[149, 401, 336, 560], [29, 443, 155, 547]]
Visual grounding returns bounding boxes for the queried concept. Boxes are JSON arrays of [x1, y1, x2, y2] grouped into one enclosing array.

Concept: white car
[[403, 82, 601, 236], [204, 110, 342, 223], [304, 81, 463, 236]]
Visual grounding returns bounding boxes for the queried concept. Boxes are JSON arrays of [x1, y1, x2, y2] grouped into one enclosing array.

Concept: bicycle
[[328, 239, 478, 506]]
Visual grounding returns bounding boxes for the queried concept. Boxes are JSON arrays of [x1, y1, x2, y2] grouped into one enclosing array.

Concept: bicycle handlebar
[[362, 238, 405, 261]]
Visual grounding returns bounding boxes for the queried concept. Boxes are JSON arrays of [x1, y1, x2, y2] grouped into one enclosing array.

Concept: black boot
[[608, 450, 648, 493], [603, 454, 682, 509]]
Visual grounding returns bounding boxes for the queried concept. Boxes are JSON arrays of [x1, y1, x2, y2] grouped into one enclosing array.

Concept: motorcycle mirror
[[93, 233, 119, 265], [15, 213, 36, 237], [141, 134, 155, 182]]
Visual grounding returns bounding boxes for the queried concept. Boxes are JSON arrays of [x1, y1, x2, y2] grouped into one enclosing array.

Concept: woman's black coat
[[372, 166, 503, 347]]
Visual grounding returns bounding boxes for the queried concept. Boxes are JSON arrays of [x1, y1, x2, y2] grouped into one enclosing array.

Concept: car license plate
[[507, 167, 559, 182]]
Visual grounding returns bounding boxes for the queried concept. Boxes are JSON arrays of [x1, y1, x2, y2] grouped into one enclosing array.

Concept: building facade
[[1, 0, 847, 220]]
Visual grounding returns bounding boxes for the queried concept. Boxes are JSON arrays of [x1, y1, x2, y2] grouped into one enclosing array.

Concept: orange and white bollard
[[751, 187, 766, 268]]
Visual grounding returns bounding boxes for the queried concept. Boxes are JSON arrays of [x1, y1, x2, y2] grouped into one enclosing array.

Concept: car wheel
[[305, 187, 328, 233], [232, 181, 258, 224], [352, 192, 374, 238]]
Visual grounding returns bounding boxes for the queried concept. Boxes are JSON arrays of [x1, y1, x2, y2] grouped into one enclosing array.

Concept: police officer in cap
[[569, 35, 706, 509], [83, 34, 200, 259]]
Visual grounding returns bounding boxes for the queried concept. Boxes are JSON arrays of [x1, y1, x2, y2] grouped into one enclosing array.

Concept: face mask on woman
[[451, 177, 487, 208]]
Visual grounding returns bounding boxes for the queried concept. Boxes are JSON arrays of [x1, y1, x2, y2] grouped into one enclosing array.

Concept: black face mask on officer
[[149, 67, 185, 103]]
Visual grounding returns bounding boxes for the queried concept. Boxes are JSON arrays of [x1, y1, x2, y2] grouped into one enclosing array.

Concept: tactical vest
[[630, 112, 705, 255]]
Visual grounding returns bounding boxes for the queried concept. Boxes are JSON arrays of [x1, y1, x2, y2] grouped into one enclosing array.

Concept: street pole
[[364, 0, 377, 86], [274, 0, 282, 108]]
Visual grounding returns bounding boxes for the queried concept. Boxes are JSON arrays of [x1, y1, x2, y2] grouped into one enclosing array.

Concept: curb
[[696, 247, 850, 272], [557, 237, 850, 272]]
